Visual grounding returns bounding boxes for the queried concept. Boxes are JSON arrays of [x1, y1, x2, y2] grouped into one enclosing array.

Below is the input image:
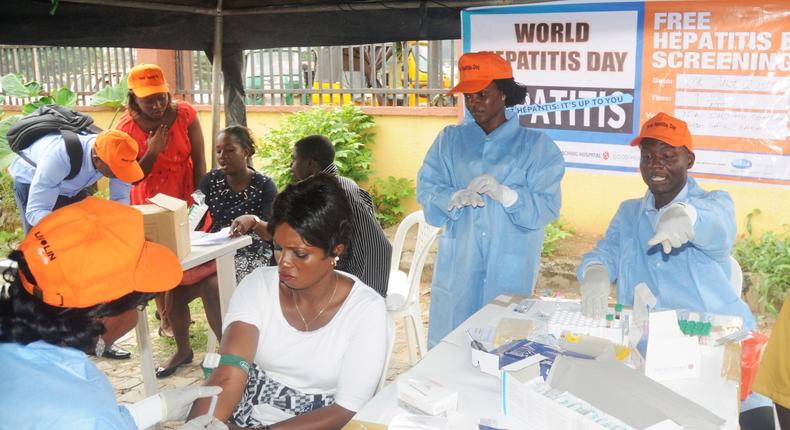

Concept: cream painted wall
[[86, 108, 790, 238]]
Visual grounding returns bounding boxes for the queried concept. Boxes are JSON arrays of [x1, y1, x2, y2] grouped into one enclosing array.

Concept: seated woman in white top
[[189, 173, 388, 429]]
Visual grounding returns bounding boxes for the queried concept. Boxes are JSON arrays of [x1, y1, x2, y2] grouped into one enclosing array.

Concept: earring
[[95, 336, 106, 357], [501, 95, 506, 101], [331, 256, 339, 267]]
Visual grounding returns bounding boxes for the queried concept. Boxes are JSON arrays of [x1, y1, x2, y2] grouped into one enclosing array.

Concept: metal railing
[[0, 45, 136, 106], [1, 41, 459, 108], [178, 40, 460, 107]]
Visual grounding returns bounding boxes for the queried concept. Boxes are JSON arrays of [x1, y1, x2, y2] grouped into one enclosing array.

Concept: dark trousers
[[13, 181, 90, 233]]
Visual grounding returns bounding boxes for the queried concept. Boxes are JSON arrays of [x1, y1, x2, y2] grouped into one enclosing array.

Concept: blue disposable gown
[[0, 340, 137, 429], [577, 177, 756, 330], [418, 112, 565, 347]]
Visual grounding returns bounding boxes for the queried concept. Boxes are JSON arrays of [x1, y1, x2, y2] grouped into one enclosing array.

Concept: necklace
[[292, 273, 338, 331]]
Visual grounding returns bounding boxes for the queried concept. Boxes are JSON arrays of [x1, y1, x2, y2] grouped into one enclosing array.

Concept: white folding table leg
[[134, 308, 163, 430], [206, 251, 238, 353]]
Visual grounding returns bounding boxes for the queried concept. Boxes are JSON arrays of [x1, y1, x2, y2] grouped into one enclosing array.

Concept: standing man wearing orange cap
[[417, 51, 565, 347], [8, 129, 144, 233], [578, 113, 775, 429], [0, 197, 226, 430]]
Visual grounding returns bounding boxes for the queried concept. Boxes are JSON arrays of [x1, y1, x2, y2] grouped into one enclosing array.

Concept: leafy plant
[[90, 74, 128, 128], [256, 105, 375, 189], [542, 219, 574, 257], [369, 176, 415, 228], [0, 73, 77, 156], [733, 209, 790, 315], [0, 173, 24, 257]]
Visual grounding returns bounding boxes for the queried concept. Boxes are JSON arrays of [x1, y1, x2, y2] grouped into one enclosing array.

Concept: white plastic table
[[134, 235, 252, 398], [353, 297, 740, 429]]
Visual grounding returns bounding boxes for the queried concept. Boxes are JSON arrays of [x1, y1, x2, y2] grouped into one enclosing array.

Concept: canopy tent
[[0, 0, 534, 163]]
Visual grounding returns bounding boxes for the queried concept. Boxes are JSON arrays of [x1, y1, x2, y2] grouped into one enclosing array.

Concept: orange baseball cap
[[448, 51, 513, 94], [630, 112, 693, 151], [127, 64, 169, 98], [18, 197, 183, 308], [94, 130, 144, 183]]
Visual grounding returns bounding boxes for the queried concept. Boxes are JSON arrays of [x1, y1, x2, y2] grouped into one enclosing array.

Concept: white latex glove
[[161, 386, 223, 422], [648, 203, 696, 254], [178, 415, 228, 430], [448, 189, 485, 211], [468, 174, 518, 207], [580, 264, 610, 319]]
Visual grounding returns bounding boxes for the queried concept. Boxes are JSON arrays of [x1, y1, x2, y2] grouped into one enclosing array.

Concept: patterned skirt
[[230, 363, 335, 427]]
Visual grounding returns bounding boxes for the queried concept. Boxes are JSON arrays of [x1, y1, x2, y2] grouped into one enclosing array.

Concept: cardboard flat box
[[133, 193, 191, 259]]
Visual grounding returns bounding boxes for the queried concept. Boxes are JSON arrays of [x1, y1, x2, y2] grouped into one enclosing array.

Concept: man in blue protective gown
[[417, 52, 565, 348], [577, 112, 774, 429]]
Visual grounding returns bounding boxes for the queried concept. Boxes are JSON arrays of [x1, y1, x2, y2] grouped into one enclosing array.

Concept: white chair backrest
[[387, 211, 440, 304], [377, 313, 396, 392], [730, 255, 743, 297]]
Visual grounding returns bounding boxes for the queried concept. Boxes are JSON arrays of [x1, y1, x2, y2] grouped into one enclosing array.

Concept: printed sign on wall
[[462, 1, 790, 184]]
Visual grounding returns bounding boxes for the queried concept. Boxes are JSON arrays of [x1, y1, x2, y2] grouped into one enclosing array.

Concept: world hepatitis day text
[[494, 22, 628, 72]]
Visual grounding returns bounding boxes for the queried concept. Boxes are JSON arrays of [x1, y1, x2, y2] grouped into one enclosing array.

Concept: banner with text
[[462, 1, 790, 184]]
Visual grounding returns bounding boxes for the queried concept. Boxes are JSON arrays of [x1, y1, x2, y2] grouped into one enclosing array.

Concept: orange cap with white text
[[18, 197, 183, 308], [93, 130, 144, 183], [630, 112, 693, 151], [127, 64, 170, 98], [448, 52, 513, 94]]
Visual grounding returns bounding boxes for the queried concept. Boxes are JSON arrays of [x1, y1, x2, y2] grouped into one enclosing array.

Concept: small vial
[[615, 303, 623, 320], [679, 319, 688, 335], [606, 314, 614, 328]]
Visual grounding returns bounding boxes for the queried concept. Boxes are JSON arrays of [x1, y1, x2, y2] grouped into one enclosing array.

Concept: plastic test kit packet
[[547, 355, 725, 430]]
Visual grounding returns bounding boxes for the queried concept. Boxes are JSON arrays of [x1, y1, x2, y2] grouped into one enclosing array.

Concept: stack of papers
[[190, 227, 232, 246]]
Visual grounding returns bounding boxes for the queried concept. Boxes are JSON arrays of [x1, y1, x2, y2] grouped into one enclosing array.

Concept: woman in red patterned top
[[117, 63, 206, 205], [117, 63, 207, 339]]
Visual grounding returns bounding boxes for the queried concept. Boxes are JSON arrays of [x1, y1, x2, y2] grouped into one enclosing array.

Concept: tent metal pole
[[210, 0, 224, 169], [60, 0, 529, 17], [60, 0, 215, 15]]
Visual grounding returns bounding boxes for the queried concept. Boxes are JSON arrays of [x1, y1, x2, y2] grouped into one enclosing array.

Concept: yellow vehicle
[[309, 42, 452, 106], [385, 41, 452, 107]]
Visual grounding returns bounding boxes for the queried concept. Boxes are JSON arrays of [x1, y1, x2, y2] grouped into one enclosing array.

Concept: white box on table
[[396, 377, 458, 416]]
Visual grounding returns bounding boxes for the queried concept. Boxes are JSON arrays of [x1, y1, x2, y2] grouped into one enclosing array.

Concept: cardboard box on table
[[133, 193, 191, 259]]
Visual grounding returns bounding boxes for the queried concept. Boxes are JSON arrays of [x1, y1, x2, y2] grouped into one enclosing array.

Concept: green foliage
[[542, 219, 574, 257], [256, 105, 375, 189], [1, 73, 76, 113], [90, 75, 128, 129], [0, 73, 76, 153], [733, 209, 790, 315], [91, 75, 128, 109], [0, 173, 24, 257], [369, 177, 415, 228]]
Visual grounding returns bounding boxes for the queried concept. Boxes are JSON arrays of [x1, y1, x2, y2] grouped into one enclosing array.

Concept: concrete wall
[[74, 107, 790, 238]]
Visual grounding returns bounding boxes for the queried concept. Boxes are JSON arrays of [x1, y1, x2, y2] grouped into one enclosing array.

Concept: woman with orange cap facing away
[[0, 197, 225, 429], [417, 51, 565, 347], [118, 63, 207, 339]]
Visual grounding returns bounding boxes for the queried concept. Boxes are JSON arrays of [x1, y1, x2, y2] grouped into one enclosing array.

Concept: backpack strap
[[60, 130, 84, 181]]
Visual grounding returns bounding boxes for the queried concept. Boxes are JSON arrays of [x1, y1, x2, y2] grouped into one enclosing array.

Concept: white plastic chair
[[385, 210, 440, 365], [730, 256, 743, 297], [377, 313, 396, 392]]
